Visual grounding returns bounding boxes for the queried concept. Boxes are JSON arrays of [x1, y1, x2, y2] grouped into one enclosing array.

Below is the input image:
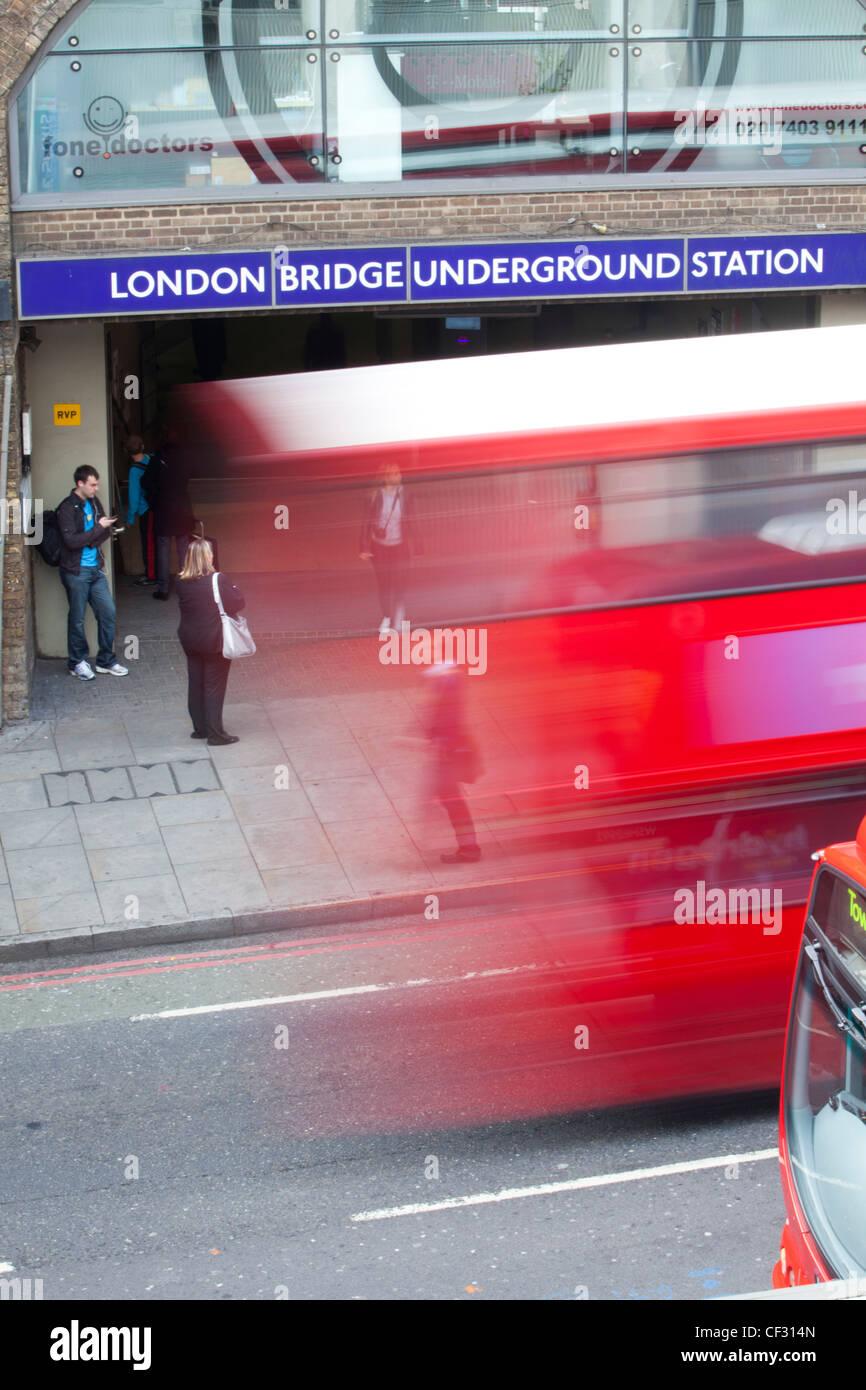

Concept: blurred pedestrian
[[124, 435, 155, 584], [143, 434, 196, 600], [360, 464, 416, 634], [176, 537, 244, 745], [424, 662, 482, 863]]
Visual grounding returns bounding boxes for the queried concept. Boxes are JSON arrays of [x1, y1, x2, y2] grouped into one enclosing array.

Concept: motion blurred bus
[[174, 323, 866, 1125], [774, 820, 866, 1289]]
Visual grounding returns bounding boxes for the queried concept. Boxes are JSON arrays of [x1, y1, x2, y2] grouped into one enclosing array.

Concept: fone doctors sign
[[16, 234, 866, 319]]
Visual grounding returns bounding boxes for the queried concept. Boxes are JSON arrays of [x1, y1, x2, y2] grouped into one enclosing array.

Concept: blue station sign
[[17, 233, 866, 319]]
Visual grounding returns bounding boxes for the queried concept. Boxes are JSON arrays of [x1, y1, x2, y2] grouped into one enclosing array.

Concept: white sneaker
[[378, 615, 392, 636], [95, 662, 129, 676], [70, 660, 95, 681]]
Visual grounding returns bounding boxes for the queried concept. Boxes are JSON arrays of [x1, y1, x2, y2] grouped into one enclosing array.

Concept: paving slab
[[261, 861, 357, 907], [304, 774, 396, 824], [323, 816, 436, 895], [0, 749, 61, 783], [74, 799, 162, 848], [173, 861, 269, 914], [6, 842, 94, 899], [85, 767, 135, 802], [219, 764, 313, 825], [242, 817, 338, 872], [86, 842, 174, 883], [96, 873, 189, 925], [170, 759, 221, 794], [128, 763, 177, 798], [54, 719, 137, 771], [0, 807, 81, 852], [282, 737, 371, 781], [161, 820, 252, 868], [0, 778, 50, 811], [151, 791, 236, 827], [0, 885, 20, 935], [16, 890, 103, 934]]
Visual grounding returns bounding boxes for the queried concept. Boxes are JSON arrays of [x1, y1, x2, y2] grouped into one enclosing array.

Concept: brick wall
[[11, 184, 866, 258], [1, 0, 82, 720]]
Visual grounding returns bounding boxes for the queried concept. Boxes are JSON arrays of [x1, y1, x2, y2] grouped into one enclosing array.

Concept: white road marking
[[350, 1148, 780, 1222], [128, 963, 538, 1021], [0, 1262, 15, 1273]]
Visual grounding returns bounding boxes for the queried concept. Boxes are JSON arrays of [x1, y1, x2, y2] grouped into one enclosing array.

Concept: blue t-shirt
[[81, 500, 98, 567]]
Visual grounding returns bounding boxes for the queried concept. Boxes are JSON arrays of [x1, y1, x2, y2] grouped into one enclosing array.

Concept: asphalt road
[[0, 914, 783, 1301]]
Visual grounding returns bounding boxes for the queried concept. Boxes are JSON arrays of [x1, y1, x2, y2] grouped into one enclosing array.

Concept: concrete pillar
[[29, 320, 111, 659]]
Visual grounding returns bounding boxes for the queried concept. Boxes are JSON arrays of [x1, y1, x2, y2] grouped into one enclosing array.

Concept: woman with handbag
[[176, 537, 249, 745]]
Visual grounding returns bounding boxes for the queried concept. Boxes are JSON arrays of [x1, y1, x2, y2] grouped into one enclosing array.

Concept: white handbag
[[212, 572, 256, 659]]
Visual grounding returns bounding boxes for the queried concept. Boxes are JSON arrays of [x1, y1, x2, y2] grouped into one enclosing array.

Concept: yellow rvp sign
[[53, 403, 81, 426]]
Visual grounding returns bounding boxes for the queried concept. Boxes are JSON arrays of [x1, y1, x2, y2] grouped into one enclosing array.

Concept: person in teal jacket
[[125, 436, 155, 584]]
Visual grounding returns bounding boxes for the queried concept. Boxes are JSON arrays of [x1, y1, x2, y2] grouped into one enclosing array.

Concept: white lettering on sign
[[690, 246, 824, 279], [109, 264, 266, 300], [278, 259, 404, 296], [411, 251, 685, 290]]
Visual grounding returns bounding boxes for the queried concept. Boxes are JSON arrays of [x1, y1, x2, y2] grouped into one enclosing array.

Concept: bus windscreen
[[813, 870, 866, 993]]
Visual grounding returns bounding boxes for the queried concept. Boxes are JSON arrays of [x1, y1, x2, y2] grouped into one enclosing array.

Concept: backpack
[[36, 509, 62, 567], [141, 452, 166, 505]]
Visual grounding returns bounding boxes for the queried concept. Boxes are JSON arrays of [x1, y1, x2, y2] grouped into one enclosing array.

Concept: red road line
[[0, 918, 515, 994]]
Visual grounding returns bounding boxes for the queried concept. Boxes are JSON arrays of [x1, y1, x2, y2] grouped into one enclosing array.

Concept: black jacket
[[177, 572, 245, 656], [56, 490, 108, 574], [142, 447, 196, 536], [360, 484, 419, 556]]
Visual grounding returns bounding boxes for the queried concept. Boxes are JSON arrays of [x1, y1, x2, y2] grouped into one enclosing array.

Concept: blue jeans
[[60, 567, 117, 670]]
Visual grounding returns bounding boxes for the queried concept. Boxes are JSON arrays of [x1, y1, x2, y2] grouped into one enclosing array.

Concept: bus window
[[784, 869, 866, 1278]]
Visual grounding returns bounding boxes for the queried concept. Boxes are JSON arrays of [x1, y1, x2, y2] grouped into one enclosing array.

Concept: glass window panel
[[628, 0, 866, 38], [325, 0, 625, 41], [16, 48, 323, 194], [785, 931, 866, 1278], [325, 41, 623, 179], [51, 0, 317, 51], [626, 40, 866, 175]]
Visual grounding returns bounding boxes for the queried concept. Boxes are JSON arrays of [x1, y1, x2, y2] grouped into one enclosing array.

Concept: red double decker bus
[[172, 323, 866, 1126]]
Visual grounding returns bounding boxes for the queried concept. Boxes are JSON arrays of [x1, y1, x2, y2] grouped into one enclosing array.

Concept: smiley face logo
[[83, 95, 126, 139]]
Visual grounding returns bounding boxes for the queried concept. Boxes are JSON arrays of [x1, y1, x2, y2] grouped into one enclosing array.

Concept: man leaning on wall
[[56, 465, 129, 681]]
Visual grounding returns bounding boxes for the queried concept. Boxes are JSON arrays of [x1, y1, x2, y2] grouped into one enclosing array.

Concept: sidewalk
[[0, 576, 571, 961]]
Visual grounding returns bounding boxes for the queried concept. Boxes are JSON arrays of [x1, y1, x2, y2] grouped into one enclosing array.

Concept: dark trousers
[[155, 533, 190, 596], [371, 540, 408, 620], [185, 649, 231, 738], [434, 763, 478, 851], [138, 512, 155, 579], [60, 567, 116, 671]]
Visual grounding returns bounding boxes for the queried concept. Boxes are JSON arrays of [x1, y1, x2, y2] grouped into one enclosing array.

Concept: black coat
[[360, 485, 419, 556], [56, 490, 108, 574], [177, 573, 245, 656], [142, 447, 196, 536]]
